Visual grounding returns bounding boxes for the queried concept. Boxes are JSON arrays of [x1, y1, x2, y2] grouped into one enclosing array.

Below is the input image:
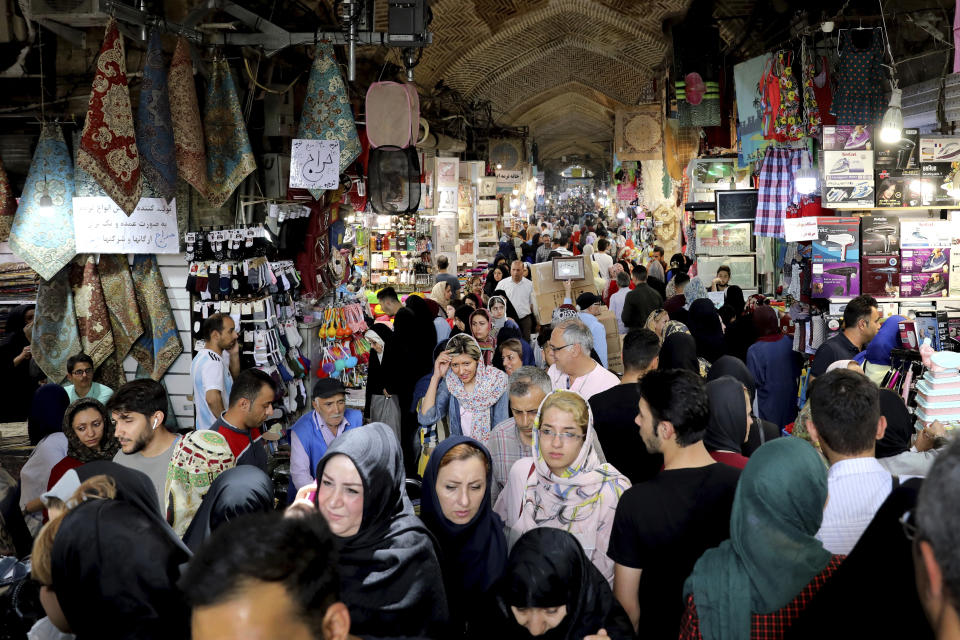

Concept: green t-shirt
[[64, 381, 114, 405]]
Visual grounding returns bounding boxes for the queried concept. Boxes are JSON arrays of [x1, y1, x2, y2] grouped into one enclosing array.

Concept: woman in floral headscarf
[[494, 390, 630, 586], [419, 333, 510, 444], [645, 308, 691, 345]]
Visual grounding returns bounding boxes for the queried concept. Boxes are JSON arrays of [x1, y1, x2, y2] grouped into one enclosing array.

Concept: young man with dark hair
[[375, 287, 402, 317], [806, 368, 891, 554], [109, 379, 181, 507], [182, 512, 355, 640], [652, 246, 666, 273], [594, 238, 614, 284], [810, 294, 881, 377], [63, 353, 113, 404], [213, 368, 276, 472], [609, 271, 632, 335], [709, 265, 731, 292], [621, 264, 663, 331], [590, 329, 663, 484], [609, 369, 740, 638], [434, 255, 460, 298], [914, 440, 960, 640], [191, 312, 241, 430]]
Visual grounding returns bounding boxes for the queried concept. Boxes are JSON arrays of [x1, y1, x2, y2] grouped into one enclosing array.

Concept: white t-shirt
[[191, 348, 232, 430], [19, 432, 68, 509], [594, 252, 614, 282], [496, 277, 536, 318]]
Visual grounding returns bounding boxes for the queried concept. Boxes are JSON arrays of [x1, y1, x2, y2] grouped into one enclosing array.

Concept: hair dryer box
[[812, 262, 860, 298], [861, 255, 900, 298], [813, 217, 861, 262], [900, 248, 950, 274], [860, 216, 900, 255]]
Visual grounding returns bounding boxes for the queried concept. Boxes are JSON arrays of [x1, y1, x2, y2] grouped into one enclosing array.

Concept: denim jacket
[[417, 377, 509, 444]]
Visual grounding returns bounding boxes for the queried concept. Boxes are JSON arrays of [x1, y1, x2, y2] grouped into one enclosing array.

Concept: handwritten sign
[[784, 217, 819, 242], [290, 139, 340, 190], [73, 197, 179, 254]]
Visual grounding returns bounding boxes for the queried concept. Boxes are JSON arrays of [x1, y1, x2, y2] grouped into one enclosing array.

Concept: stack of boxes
[[812, 217, 861, 297], [900, 220, 951, 298], [861, 216, 901, 298], [530, 261, 596, 325]]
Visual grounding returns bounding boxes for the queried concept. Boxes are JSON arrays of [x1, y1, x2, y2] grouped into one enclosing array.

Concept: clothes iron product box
[[822, 151, 875, 208], [861, 255, 900, 298], [901, 248, 950, 274], [906, 271, 950, 297], [823, 125, 873, 151], [901, 220, 954, 249], [813, 217, 860, 262], [875, 128, 919, 174], [952, 237, 960, 297], [919, 136, 960, 163], [812, 262, 860, 298], [861, 216, 900, 255]]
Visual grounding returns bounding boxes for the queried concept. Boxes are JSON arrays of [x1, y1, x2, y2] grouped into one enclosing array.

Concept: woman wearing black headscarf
[[659, 333, 709, 377], [32, 462, 191, 640], [313, 422, 448, 638], [721, 285, 755, 362], [687, 299, 725, 364], [421, 436, 508, 635], [876, 389, 941, 476], [19, 384, 71, 525], [704, 377, 752, 469], [473, 528, 635, 639], [0, 304, 41, 421], [707, 355, 782, 456], [183, 465, 274, 551], [485, 264, 511, 299], [363, 322, 394, 421]]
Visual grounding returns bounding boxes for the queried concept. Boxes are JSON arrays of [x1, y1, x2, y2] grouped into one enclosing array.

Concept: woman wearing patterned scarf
[[47, 398, 122, 490], [494, 390, 631, 586], [163, 430, 236, 537], [419, 333, 510, 445]]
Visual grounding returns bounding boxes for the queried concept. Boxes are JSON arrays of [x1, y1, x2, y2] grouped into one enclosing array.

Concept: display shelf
[[851, 206, 960, 211], [828, 295, 960, 303]]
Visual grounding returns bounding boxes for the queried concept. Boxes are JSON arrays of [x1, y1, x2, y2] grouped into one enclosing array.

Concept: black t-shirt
[[589, 384, 663, 485], [607, 463, 741, 639], [810, 331, 860, 377]]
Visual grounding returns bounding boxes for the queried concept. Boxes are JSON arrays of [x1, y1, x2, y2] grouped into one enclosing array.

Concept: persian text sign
[[73, 197, 178, 253]]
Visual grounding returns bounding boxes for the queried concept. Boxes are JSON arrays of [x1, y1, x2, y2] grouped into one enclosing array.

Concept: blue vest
[[288, 408, 363, 501]]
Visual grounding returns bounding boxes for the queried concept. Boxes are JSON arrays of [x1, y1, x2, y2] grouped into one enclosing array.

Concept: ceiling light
[[880, 88, 903, 144]]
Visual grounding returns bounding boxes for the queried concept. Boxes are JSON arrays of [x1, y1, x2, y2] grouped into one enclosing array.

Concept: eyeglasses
[[899, 509, 919, 542], [546, 343, 575, 353], [538, 427, 585, 442], [71, 368, 94, 376]]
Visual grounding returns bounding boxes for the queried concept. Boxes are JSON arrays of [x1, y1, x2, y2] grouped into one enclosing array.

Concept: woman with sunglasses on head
[[494, 390, 630, 585]]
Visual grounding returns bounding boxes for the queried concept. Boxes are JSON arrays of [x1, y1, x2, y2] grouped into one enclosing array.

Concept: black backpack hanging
[[368, 146, 421, 214]]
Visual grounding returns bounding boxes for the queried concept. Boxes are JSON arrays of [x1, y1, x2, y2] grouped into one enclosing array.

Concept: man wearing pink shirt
[[546, 318, 619, 400]]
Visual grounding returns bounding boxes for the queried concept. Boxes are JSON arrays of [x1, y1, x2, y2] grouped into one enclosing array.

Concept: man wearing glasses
[[63, 353, 114, 404], [546, 318, 619, 400]]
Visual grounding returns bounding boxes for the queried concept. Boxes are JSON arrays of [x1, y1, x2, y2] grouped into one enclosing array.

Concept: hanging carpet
[[9, 123, 77, 281], [168, 37, 209, 200], [129, 254, 183, 380], [77, 17, 142, 215], [98, 253, 144, 363], [69, 255, 115, 369], [203, 59, 256, 208], [0, 157, 15, 242], [136, 30, 177, 203], [32, 264, 81, 384]]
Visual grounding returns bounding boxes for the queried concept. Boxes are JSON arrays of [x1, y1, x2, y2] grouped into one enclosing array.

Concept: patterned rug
[[129, 254, 183, 379], [203, 59, 256, 208], [32, 264, 81, 383]]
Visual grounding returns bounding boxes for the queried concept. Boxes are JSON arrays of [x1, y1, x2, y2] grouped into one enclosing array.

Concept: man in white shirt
[[191, 313, 241, 430], [594, 238, 614, 287], [807, 368, 892, 555], [546, 317, 619, 400], [609, 271, 631, 335], [496, 260, 537, 342]]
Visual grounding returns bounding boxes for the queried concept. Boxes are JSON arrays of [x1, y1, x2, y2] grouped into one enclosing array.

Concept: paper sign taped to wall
[[784, 217, 819, 242], [73, 197, 178, 253], [290, 139, 340, 190]]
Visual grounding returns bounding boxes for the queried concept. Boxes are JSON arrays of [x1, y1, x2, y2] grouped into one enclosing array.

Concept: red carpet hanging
[[0, 157, 14, 242], [77, 18, 142, 215], [168, 38, 209, 200]]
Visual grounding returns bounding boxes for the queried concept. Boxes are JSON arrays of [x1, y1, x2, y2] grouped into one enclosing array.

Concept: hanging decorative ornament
[[9, 123, 77, 281], [77, 18, 142, 215], [203, 58, 256, 208], [168, 37, 209, 198], [136, 30, 177, 202]]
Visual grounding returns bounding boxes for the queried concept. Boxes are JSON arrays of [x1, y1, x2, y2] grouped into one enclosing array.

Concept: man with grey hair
[[914, 439, 960, 639], [487, 366, 552, 502], [547, 318, 619, 399]]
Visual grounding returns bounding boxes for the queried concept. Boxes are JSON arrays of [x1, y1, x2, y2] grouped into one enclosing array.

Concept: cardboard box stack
[[530, 261, 597, 325]]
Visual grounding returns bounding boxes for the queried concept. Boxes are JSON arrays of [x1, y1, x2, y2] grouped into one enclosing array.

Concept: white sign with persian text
[[289, 139, 340, 190], [73, 197, 179, 254]]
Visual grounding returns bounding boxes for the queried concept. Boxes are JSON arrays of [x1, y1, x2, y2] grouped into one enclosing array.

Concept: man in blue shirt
[[288, 379, 363, 499], [575, 292, 609, 369]]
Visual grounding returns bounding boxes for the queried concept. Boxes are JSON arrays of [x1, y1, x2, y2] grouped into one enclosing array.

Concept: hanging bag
[[365, 82, 420, 148], [368, 146, 422, 214]]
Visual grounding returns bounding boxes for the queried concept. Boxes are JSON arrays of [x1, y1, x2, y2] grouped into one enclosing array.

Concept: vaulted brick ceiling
[[409, 0, 692, 171]]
